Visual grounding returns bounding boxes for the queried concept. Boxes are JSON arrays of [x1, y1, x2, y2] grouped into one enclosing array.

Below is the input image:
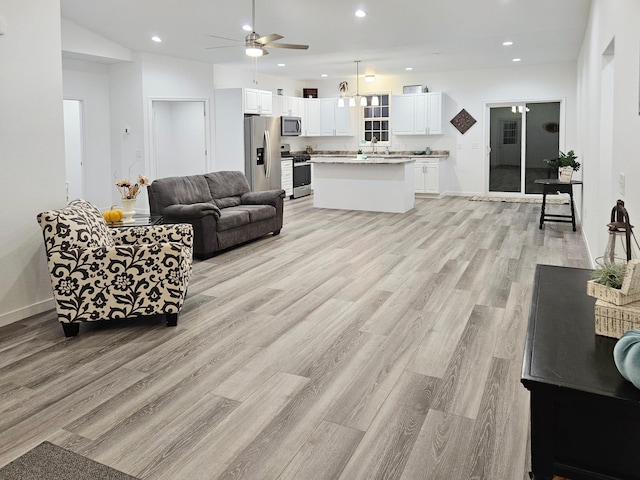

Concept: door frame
[[484, 98, 566, 196], [147, 97, 211, 180], [63, 97, 87, 202]]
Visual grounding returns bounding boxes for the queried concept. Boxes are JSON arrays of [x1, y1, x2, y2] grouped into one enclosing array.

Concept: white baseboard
[[0, 298, 55, 328], [441, 191, 482, 197]]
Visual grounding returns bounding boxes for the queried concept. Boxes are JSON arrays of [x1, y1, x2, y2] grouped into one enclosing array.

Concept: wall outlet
[[135, 149, 142, 158], [619, 172, 626, 196]]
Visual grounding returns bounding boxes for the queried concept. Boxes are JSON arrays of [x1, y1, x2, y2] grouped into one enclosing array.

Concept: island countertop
[[309, 157, 415, 165], [304, 150, 449, 159]]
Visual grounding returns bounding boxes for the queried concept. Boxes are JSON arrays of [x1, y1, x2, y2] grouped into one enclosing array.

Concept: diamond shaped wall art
[[450, 109, 477, 134]]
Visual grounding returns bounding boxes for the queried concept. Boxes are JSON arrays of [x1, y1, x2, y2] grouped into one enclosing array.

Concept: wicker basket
[[587, 280, 640, 306], [594, 299, 640, 338], [587, 260, 640, 306]]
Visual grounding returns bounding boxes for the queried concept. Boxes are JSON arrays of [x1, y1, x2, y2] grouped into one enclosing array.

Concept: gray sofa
[[148, 171, 285, 259]]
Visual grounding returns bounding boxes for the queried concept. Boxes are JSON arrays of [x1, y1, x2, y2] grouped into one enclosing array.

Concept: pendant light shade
[[360, 96, 367, 107], [371, 95, 379, 106], [349, 97, 356, 107], [338, 97, 345, 108]]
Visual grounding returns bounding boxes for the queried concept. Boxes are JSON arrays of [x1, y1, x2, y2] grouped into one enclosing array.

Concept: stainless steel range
[[281, 145, 312, 199]]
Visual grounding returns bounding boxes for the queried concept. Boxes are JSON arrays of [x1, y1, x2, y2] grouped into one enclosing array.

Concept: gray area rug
[[469, 195, 568, 204], [0, 442, 140, 480]]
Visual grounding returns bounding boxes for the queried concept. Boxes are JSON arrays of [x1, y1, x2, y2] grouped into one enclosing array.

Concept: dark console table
[[522, 264, 640, 480], [534, 179, 582, 231]]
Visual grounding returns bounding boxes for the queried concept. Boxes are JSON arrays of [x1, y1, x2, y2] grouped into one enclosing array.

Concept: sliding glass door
[[489, 102, 560, 194]]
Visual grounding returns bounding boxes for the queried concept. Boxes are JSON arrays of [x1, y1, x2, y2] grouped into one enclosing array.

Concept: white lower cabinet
[[414, 159, 440, 194], [281, 159, 293, 197]]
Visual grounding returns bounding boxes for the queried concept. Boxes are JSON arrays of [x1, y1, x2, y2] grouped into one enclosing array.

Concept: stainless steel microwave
[[281, 116, 302, 136]]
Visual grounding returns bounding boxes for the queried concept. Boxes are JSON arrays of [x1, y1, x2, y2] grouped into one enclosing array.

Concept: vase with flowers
[[116, 174, 149, 223]]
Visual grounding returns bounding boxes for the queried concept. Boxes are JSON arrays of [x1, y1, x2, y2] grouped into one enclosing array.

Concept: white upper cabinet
[[334, 101, 351, 136], [243, 88, 273, 115], [320, 98, 335, 136], [303, 98, 351, 137], [391, 94, 416, 134], [277, 96, 303, 117], [392, 92, 443, 135], [426, 92, 443, 134], [304, 98, 321, 136]]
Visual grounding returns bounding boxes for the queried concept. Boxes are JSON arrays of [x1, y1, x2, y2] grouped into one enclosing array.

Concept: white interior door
[[151, 100, 208, 179], [63, 99, 84, 202]]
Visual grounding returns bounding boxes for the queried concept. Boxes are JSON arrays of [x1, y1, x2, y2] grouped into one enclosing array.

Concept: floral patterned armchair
[[37, 199, 193, 337]]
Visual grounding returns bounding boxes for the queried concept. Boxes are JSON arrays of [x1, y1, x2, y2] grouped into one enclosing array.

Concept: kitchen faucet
[[371, 136, 378, 153]]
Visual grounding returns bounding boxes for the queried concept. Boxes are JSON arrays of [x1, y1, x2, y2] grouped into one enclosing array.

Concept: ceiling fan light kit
[[206, 0, 308, 57]]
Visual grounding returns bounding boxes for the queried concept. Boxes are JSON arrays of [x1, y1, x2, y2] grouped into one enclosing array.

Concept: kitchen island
[[310, 157, 415, 213]]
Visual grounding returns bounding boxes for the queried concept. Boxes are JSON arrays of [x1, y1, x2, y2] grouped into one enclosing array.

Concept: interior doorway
[[63, 99, 84, 202], [488, 101, 560, 194], [150, 100, 209, 180]]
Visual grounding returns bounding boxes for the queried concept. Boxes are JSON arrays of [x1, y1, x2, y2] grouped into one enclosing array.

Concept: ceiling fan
[[206, 0, 309, 57]]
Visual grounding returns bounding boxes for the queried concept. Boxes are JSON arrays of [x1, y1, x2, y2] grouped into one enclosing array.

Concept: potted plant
[[356, 149, 365, 160], [544, 150, 580, 183]]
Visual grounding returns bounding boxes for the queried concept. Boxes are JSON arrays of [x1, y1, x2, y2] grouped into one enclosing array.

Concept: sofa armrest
[[164, 203, 221, 219], [110, 224, 193, 251], [241, 189, 285, 207]]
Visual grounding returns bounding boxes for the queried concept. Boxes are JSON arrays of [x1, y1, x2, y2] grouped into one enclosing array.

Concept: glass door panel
[[524, 102, 560, 193], [489, 107, 522, 193]]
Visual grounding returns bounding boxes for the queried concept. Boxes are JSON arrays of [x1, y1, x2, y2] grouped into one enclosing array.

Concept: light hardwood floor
[[0, 195, 590, 479]]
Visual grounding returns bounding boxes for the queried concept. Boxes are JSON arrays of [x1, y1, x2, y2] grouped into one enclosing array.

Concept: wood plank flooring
[[0, 195, 590, 479]]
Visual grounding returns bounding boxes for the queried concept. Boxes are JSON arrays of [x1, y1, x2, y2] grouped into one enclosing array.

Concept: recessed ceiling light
[[503, 41, 513, 46], [277, 63, 285, 67], [151, 36, 162, 43], [512, 58, 522, 62], [321, 74, 328, 77], [365, 74, 375, 83], [355, 9, 366, 17], [405, 67, 413, 71], [242, 24, 252, 31]]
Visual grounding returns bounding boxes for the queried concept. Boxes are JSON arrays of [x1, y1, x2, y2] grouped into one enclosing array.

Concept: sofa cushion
[[204, 171, 251, 202], [215, 196, 242, 209], [216, 208, 250, 232], [148, 175, 212, 215], [234, 205, 276, 223]]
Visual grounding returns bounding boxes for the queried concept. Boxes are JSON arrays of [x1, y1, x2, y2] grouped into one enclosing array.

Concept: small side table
[[534, 179, 582, 231], [108, 215, 163, 228]]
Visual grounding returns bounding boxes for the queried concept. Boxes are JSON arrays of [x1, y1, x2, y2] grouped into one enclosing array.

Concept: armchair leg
[[62, 323, 80, 337], [166, 313, 179, 327], [273, 229, 281, 236]]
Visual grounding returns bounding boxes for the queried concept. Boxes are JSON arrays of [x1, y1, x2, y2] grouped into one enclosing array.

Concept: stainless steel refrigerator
[[244, 116, 281, 191]]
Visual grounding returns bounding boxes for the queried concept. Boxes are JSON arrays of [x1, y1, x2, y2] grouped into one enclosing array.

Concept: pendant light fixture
[[338, 60, 366, 107]]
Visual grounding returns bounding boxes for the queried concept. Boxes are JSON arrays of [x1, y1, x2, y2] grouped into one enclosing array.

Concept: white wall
[[300, 63, 577, 196], [213, 64, 304, 96], [577, 0, 640, 264], [0, 0, 66, 326], [63, 57, 114, 209]]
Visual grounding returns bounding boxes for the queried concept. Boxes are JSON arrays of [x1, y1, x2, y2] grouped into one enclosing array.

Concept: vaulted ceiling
[[60, 0, 592, 80]]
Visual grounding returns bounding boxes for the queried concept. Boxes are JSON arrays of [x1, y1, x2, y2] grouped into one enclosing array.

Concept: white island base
[[311, 158, 415, 213]]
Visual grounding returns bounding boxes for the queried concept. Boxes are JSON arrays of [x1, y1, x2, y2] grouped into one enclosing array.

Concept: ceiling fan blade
[[265, 42, 309, 50], [205, 44, 239, 50], [256, 33, 283, 45], [206, 34, 241, 43]]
